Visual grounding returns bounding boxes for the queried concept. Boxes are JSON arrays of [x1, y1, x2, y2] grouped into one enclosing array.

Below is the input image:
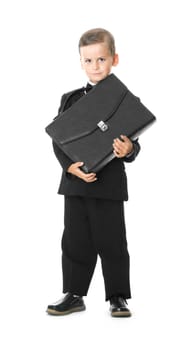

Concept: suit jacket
[[52, 86, 141, 201]]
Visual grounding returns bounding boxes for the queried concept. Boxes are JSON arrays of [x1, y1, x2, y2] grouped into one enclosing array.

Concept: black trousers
[[61, 196, 131, 301]]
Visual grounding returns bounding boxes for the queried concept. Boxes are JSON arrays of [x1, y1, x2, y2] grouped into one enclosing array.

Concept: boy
[[47, 28, 140, 317]]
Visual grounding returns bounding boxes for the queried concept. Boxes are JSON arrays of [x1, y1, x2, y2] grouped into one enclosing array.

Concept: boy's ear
[[112, 53, 119, 66]]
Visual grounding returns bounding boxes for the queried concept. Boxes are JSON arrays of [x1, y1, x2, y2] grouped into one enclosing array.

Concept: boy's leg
[[86, 198, 131, 301], [62, 196, 97, 297]]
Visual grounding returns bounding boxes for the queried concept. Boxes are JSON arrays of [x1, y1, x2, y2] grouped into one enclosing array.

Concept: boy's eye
[[98, 58, 106, 62], [84, 58, 106, 64], [85, 59, 92, 63]]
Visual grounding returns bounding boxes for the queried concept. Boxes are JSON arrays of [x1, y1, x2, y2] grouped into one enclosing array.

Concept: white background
[[0, 0, 193, 349]]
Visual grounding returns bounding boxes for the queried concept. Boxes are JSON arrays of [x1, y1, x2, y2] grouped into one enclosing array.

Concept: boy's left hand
[[113, 135, 133, 158]]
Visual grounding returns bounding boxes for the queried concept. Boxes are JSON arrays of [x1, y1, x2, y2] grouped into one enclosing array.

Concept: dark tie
[[85, 83, 93, 93]]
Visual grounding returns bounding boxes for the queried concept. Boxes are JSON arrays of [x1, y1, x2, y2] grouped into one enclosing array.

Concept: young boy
[[47, 28, 140, 317]]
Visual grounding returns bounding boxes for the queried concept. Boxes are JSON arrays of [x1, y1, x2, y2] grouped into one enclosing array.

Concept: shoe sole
[[111, 310, 132, 317], [46, 305, 86, 316]]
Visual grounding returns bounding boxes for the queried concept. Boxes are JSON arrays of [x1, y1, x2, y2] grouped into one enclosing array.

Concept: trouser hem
[[106, 293, 132, 302]]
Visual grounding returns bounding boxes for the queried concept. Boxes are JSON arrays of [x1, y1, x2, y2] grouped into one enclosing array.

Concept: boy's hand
[[113, 135, 133, 158], [67, 162, 97, 183]]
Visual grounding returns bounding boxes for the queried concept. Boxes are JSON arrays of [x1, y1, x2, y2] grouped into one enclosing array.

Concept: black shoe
[[110, 296, 132, 317], [46, 293, 86, 316]]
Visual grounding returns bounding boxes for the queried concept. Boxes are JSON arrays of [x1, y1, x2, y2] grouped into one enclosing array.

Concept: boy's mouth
[[92, 72, 102, 75]]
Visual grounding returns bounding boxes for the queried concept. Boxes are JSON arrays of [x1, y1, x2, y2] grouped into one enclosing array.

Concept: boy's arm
[[52, 140, 73, 174], [123, 138, 141, 163], [123, 95, 141, 162], [52, 93, 74, 175], [51, 90, 97, 182], [113, 135, 141, 163]]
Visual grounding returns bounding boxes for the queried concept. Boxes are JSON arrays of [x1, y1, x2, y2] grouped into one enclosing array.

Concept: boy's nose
[[92, 61, 99, 70]]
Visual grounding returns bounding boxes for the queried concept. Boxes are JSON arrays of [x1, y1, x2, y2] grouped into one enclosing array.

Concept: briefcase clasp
[[97, 121, 108, 132]]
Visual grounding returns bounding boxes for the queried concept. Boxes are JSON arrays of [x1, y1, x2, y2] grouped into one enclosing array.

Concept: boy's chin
[[89, 75, 108, 84]]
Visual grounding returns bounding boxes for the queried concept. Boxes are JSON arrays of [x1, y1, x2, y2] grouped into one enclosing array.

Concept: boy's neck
[[88, 80, 96, 86]]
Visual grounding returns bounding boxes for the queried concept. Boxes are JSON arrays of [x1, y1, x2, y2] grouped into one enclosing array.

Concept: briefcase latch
[[97, 121, 109, 132]]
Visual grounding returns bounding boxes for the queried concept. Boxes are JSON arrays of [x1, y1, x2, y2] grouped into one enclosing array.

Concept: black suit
[[53, 87, 141, 201], [52, 85, 141, 301]]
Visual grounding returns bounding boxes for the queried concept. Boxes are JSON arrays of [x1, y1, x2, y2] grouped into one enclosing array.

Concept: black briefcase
[[45, 74, 156, 173]]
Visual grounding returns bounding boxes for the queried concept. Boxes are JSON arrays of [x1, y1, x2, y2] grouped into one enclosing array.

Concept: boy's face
[[80, 42, 119, 84]]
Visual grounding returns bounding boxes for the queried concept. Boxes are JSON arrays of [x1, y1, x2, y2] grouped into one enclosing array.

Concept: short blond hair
[[78, 28, 116, 56]]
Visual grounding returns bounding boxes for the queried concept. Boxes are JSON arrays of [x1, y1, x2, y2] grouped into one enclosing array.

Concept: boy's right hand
[[67, 162, 97, 183]]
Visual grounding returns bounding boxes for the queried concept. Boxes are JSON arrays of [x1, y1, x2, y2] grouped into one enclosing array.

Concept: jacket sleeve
[[123, 95, 141, 163], [123, 138, 141, 163], [52, 94, 74, 173], [52, 140, 73, 173]]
